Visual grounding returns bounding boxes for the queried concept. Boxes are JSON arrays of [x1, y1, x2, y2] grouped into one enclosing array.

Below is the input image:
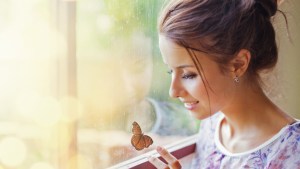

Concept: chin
[[190, 110, 211, 120]]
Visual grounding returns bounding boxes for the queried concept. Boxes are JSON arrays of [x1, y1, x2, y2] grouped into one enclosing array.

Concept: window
[[0, 0, 78, 168], [107, 135, 198, 169], [76, 0, 199, 168], [0, 0, 199, 169], [1, 0, 299, 169]]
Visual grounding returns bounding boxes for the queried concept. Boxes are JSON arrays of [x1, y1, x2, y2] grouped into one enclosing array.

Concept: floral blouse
[[191, 112, 300, 169]]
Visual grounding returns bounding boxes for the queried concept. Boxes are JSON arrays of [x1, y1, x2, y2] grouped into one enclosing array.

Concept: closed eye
[[182, 73, 197, 79]]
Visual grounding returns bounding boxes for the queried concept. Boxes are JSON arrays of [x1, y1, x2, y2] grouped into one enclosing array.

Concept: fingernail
[[157, 146, 163, 153]]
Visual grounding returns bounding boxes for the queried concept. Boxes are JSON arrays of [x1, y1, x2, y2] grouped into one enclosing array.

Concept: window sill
[[107, 134, 198, 169]]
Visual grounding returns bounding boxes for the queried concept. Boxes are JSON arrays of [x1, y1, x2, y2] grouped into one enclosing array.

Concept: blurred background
[[0, 0, 299, 169]]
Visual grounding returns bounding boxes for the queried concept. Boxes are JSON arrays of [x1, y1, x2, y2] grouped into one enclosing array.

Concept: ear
[[228, 49, 251, 78]]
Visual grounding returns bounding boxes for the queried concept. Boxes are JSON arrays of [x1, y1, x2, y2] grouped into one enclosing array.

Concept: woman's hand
[[148, 146, 182, 169]]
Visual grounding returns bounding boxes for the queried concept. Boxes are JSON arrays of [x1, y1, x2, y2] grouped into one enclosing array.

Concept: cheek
[[208, 77, 235, 111], [186, 80, 209, 102]]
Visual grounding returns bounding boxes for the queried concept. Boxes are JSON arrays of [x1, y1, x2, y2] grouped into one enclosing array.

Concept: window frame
[[107, 134, 198, 169]]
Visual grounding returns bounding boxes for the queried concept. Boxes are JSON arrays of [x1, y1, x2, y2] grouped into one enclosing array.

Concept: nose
[[169, 77, 185, 98]]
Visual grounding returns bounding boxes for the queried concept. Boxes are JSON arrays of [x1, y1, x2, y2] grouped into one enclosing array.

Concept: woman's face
[[159, 35, 236, 119]]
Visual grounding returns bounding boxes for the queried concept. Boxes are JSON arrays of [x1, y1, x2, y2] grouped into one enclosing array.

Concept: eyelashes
[[167, 70, 198, 79], [182, 73, 197, 79]]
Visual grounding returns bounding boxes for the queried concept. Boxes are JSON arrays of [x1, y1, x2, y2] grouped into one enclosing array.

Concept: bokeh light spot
[[0, 137, 27, 167], [30, 162, 56, 169]]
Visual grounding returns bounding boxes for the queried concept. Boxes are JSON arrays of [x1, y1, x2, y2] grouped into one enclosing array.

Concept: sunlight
[[15, 91, 42, 120], [69, 154, 93, 169], [96, 15, 114, 33], [0, 137, 27, 167], [15, 94, 62, 127], [33, 97, 62, 127], [30, 162, 56, 169], [59, 97, 84, 123]]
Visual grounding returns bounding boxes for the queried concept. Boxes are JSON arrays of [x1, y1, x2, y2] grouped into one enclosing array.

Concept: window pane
[[0, 0, 70, 169], [1, 0, 300, 169], [76, 0, 199, 168]]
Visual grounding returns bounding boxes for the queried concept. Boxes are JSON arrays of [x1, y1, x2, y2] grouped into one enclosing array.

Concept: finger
[[156, 146, 182, 169], [148, 156, 169, 169], [169, 160, 181, 169]]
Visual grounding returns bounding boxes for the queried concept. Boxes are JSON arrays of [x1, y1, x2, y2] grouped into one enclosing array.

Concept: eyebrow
[[163, 62, 195, 69], [176, 65, 195, 69]]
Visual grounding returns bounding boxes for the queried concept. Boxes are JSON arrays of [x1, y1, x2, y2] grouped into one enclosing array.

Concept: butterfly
[[131, 121, 153, 151]]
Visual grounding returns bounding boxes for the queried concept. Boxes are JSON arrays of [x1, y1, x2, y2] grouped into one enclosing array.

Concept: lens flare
[[0, 137, 27, 167], [59, 97, 83, 122], [33, 97, 62, 127], [30, 162, 56, 169], [69, 154, 93, 169]]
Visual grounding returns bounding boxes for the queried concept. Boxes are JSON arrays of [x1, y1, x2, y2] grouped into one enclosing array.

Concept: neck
[[221, 82, 293, 136]]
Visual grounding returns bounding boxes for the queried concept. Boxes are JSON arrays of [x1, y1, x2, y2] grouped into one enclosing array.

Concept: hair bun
[[255, 0, 278, 18]]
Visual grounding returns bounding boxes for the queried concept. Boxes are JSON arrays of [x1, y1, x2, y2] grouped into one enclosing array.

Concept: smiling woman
[[0, 0, 299, 169], [159, 35, 236, 120], [148, 0, 300, 168]]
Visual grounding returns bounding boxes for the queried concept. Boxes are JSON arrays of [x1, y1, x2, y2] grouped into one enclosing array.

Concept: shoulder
[[270, 120, 300, 152], [266, 121, 300, 168], [280, 120, 300, 144]]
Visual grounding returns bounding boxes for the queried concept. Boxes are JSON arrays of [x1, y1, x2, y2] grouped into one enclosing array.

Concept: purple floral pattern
[[191, 113, 300, 169]]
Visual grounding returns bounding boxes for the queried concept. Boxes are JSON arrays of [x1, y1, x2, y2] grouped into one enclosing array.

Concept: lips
[[183, 101, 199, 110]]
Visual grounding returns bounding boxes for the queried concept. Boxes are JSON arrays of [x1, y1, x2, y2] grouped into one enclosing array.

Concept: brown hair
[[158, 0, 280, 84]]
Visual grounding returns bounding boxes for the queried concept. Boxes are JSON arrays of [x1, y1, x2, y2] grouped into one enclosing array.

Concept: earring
[[234, 75, 239, 83]]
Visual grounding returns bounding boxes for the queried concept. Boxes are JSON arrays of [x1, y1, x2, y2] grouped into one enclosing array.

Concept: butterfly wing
[[143, 135, 153, 148], [131, 121, 153, 150], [131, 134, 145, 150], [132, 121, 142, 135]]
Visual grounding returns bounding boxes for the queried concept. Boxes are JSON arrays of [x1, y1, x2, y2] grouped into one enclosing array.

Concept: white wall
[[276, 0, 300, 118]]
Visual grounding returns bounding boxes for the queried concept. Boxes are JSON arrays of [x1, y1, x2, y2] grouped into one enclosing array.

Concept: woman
[[149, 0, 300, 168]]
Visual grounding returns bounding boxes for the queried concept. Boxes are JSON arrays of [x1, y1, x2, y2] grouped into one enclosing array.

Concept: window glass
[[2, 0, 299, 169], [77, 0, 199, 168], [0, 0, 199, 168], [0, 0, 68, 169]]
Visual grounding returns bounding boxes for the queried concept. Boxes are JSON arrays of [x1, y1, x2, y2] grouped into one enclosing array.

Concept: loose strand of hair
[[183, 44, 213, 128], [277, 9, 293, 44], [190, 49, 214, 129]]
